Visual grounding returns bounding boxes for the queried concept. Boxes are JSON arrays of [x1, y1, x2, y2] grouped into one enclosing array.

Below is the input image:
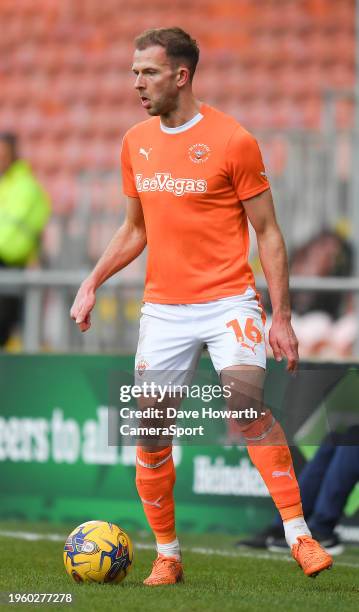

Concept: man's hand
[[70, 281, 96, 332], [269, 315, 299, 372]]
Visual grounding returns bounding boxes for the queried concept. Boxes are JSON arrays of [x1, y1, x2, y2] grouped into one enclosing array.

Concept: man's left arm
[[242, 188, 299, 371]]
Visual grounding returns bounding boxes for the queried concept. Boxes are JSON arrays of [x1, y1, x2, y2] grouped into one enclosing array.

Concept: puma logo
[[272, 466, 293, 480], [241, 342, 256, 354], [140, 495, 162, 508], [139, 147, 152, 161]]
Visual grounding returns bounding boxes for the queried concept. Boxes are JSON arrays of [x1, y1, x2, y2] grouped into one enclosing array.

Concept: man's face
[[132, 46, 181, 116], [0, 141, 13, 175]]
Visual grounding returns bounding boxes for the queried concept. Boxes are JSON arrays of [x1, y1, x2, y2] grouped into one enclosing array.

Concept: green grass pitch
[[0, 521, 358, 611]]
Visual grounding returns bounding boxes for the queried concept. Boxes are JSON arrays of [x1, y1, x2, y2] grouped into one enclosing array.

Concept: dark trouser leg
[[309, 444, 359, 536], [0, 295, 22, 346], [272, 433, 339, 528]]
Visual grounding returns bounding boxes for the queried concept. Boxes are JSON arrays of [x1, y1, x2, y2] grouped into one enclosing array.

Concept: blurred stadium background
[[0, 0, 357, 356], [1, 0, 359, 548]]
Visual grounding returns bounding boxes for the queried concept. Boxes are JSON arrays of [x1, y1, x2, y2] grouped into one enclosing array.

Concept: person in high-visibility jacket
[[0, 132, 51, 346]]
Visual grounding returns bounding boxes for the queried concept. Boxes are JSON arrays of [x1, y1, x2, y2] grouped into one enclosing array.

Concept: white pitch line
[[0, 530, 358, 570], [0, 530, 65, 542]]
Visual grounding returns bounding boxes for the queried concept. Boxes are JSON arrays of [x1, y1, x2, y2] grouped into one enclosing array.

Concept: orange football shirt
[[121, 103, 270, 303]]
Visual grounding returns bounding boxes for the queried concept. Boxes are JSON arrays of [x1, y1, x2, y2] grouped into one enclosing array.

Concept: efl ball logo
[[188, 143, 211, 164]]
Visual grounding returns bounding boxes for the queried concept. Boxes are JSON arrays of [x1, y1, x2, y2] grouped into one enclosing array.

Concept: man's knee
[[221, 365, 265, 424]]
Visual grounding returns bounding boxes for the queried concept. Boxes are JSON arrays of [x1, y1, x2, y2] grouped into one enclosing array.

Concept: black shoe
[[311, 531, 344, 556], [268, 531, 344, 556], [235, 525, 284, 549], [267, 537, 289, 553]]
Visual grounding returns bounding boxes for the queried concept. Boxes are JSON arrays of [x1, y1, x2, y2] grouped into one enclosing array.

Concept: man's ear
[[176, 67, 190, 88]]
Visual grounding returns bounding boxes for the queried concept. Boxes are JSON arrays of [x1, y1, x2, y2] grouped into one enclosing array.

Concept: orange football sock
[[135, 446, 176, 544], [243, 411, 303, 521]]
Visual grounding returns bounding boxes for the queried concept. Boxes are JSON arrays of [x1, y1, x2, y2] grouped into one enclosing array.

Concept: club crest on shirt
[[188, 143, 211, 164], [136, 359, 149, 376]]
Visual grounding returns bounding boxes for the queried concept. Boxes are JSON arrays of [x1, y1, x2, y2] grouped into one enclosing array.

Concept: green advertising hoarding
[[0, 355, 358, 534]]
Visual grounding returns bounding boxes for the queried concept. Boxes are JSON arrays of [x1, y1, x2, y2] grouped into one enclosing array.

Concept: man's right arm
[[70, 196, 146, 332]]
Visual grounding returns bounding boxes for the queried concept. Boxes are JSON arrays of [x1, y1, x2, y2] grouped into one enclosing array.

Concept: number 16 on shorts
[[226, 316, 263, 355]]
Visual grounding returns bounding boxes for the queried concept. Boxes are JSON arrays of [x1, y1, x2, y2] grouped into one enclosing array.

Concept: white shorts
[[134, 288, 266, 385]]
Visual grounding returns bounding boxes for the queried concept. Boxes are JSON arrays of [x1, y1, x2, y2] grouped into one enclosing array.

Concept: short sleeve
[[226, 128, 270, 201], [120, 134, 139, 197]]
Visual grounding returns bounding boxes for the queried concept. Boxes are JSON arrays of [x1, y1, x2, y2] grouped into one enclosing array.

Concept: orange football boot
[[143, 554, 184, 586], [292, 535, 333, 577]]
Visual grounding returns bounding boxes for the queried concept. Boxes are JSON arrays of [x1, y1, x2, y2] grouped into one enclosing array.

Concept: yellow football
[[63, 520, 133, 584]]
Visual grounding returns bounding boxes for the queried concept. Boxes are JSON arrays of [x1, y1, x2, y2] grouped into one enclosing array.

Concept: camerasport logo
[[188, 143, 211, 163], [135, 173, 207, 197]]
